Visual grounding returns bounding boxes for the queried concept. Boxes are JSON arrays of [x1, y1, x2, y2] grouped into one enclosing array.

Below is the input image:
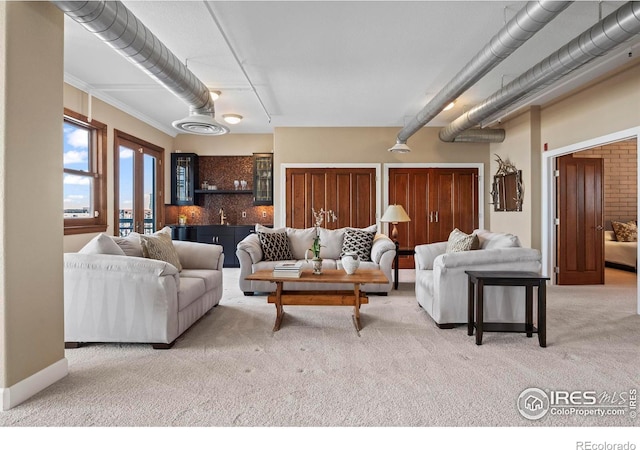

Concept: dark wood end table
[[394, 241, 414, 289], [465, 270, 550, 347]]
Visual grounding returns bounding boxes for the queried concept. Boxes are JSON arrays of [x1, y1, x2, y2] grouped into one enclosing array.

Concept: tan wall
[[173, 133, 273, 157], [63, 84, 175, 252], [273, 127, 490, 227], [0, 2, 64, 387], [489, 112, 535, 247], [496, 61, 640, 251], [541, 62, 640, 149]]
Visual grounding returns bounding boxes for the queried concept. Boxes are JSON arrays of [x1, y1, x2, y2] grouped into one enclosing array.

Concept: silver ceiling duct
[[53, 0, 229, 135], [390, 0, 571, 152], [439, 1, 640, 142]]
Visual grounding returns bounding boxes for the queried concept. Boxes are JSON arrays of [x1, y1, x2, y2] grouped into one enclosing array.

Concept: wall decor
[[491, 154, 523, 212]]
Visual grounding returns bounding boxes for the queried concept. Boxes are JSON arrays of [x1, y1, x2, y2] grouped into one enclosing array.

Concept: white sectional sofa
[[237, 225, 396, 295], [414, 229, 542, 328], [64, 230, 224, 349]]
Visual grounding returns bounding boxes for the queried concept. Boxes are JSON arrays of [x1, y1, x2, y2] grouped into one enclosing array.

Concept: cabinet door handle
[[429, 212, 433, 223], [435, 211, 439, 223]]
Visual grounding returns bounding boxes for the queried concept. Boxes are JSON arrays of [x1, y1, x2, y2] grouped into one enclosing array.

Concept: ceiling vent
[[172, 111, 229, 136]]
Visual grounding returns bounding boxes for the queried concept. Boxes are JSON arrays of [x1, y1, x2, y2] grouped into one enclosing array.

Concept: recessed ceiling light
[[443, 101, 455, 111], [209, 90, 221, 101], [222, 114, 243, 125]]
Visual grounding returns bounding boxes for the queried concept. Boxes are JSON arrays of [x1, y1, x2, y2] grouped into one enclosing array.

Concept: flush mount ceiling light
[[443, 101, 455, 111], [222, 114, 243, 125], [209, 90, 221, 101]]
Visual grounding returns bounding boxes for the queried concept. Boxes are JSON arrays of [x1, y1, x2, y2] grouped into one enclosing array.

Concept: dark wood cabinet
[[170, 225, 197, 242], [285, 167, 376, 229], [253, 153, 273, 205], [195, 225, 254, 267], [389, 167, 479, 268], [170, 153, 199, 205]]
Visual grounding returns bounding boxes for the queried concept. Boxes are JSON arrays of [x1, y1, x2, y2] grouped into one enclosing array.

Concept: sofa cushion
[[237, 233, 263, 263], [612, 220, 637, 242], [286, 227, 317, 259], [256, 224, 285, 234], [113, 234, 144, 257], [319, 227, 346, 259], [446, 228, 479, 253], [177, 277, 206, 311], [139, 230, 183, 272], [474, 229, 521, 249], [341, 228, 375, 261], [180, 269, 221, 292], [79, 233, 126, 256], [258, 231, 294, 261]]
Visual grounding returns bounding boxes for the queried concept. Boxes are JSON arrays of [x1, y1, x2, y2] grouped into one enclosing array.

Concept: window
[[63, 108, 107, 235], [114, 130, 164, 236]]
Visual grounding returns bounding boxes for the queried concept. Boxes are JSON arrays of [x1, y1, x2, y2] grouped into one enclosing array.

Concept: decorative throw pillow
[[139, 231, 183, 271], [446, 228, 479, 253], [258, 231, 293, 261], [113, 234, 144, 257], [341, 228, 375, 262], [78, 233, 126, 256], [611, 220, 637, 242]]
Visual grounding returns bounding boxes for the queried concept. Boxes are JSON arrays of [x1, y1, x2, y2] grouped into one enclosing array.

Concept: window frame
[[63, 108, 108, 235]]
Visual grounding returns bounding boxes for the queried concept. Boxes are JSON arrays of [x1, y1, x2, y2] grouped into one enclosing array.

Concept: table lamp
[[380, 204, 411, 242]]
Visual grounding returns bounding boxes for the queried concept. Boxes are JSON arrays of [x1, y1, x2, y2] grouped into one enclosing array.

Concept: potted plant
[[305, 208, 337, 275]]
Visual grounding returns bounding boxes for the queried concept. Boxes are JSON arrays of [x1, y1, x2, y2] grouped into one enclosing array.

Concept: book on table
[[273, 261, 303, 277]]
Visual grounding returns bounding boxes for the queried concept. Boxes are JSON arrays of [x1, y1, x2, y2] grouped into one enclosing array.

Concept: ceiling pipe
[[390, 0, 571, 151], [439, 1, 640, 142], [53, 1, 229, 135]]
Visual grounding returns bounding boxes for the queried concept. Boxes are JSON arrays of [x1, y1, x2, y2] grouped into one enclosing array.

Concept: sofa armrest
[[435, 247, 541, 269], [63, 253, 181, 343], [414, 242, 447, 270], [173, 241, 224, 270], [64, 252, 179, 277], [237, 232, 263, 263], [370, 233, 396, 264]]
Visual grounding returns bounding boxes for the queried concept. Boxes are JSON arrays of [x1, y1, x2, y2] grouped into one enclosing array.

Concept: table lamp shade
[[381, 204, 411, 241]]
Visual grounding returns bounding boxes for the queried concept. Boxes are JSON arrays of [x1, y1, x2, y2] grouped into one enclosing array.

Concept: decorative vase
[[341, 251, 360, 275], [311, 257, 323, 275]]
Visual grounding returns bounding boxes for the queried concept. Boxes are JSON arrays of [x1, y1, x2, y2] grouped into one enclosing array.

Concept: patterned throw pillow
[[340, 228, 375, 262], [611, 220, 637, 242], [139, 231, 183, 271], [446, 228, 479, 253], [258, 232, 293, 261]]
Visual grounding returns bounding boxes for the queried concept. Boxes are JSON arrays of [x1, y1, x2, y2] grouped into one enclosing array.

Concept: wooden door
[[557, 154, 604, 285], [285, 167, 376, 229], [388, 167, 478, 269]]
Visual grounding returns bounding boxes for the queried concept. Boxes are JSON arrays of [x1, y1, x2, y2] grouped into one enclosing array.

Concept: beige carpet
[[1, 268, 638, 428]]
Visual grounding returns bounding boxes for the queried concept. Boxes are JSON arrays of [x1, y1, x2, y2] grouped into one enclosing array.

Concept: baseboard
[[1, 357, 68, 411]]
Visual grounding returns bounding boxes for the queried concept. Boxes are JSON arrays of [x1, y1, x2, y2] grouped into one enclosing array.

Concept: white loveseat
[[414, 229, 542, 328], [237, 225, 396, 295], [64, 232, 224, 349]]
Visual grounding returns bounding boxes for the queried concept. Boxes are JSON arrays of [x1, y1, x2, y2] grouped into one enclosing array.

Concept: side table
[[465, 270, 549, 347], [394, 242, 414, 289]]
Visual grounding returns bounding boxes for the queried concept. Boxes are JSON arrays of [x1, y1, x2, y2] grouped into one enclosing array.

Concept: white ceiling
[[62, 1, 640, 137]]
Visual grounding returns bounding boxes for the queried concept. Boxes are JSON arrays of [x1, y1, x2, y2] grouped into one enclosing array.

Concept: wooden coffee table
[[245, 269, 389, 332]]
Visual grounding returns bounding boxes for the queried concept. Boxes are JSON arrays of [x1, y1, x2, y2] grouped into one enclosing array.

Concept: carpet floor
[[1, 269, 638, 428]]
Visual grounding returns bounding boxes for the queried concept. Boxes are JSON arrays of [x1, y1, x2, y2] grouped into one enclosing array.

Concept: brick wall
[[573, 138, 637, 227]]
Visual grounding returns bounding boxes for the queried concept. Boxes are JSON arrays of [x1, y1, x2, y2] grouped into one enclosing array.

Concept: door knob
[[595, 225, 604, 230]]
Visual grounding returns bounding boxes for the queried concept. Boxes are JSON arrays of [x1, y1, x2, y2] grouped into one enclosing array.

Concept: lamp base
[[391, 223, 398, 242]]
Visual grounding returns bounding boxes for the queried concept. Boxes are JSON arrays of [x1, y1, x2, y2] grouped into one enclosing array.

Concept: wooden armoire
[[285, 167, 377, 229], [389, 167, 479, 268]]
